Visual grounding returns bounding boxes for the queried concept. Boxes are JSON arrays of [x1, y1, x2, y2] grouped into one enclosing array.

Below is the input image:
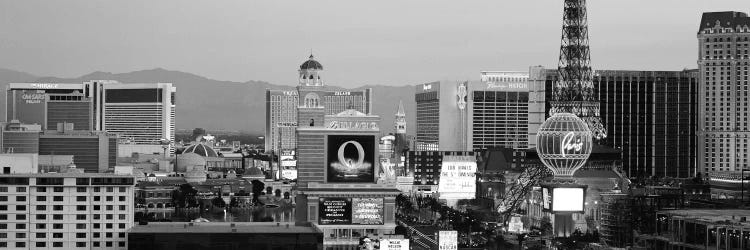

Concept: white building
[[0, 173, 135, 249]]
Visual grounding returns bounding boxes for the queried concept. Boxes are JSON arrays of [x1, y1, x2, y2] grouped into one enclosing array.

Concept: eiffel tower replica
[[550, 0, 607, 140]]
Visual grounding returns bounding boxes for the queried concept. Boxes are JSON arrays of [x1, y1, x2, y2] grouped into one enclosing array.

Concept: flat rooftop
[[659, 209, 750, 227], [0, 173, 134, 178], [128, 222, 321, 234]]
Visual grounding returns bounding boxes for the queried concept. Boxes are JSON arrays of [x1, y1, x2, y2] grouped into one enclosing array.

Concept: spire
[[396, 100, 405, 117]]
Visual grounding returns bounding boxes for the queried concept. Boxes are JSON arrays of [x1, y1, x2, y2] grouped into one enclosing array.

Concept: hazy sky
[[0, 0, 747, 87]]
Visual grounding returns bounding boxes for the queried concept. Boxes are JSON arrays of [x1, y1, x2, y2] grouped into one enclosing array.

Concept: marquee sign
[[536, 113, 593, 177], [326, 121, 378, 130]]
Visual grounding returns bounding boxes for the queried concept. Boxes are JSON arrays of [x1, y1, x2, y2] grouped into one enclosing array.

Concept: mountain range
[[0, 68, 417, 136]]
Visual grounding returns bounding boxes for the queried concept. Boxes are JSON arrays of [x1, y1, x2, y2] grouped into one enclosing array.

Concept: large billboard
[[10, 90, 46, 127], [438, 231, 458, 250], [352, 198, 384, 225], [551, 187, 585, 212], [380, 239, 409, 250], [438, 156, 477, 199], [319, 197, 352, 225], [326, 135, 375, 183]]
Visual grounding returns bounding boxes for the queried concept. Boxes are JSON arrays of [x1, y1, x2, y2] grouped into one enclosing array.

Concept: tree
[[172, 183, 198, 208], [251, 180, 265, 205], [211, 197, 226, 208], [540, 216, 553, 236], [229, 197, 238, 208]]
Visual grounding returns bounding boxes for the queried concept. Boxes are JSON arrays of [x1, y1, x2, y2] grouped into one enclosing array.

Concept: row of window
[[0, 222, 127, 230], [0, 241, 125, 248], [0, 186, 128, 193]]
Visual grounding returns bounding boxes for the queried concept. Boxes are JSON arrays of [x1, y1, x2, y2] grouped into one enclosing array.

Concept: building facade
[[405, 151, 476, 194], [414, 76, 530, 152], [531, 67, 699, 178], [39, 130, 118, 173], [697, 12, 750, 175], [5, 83, 93, 131], [264, 55, 373, 156], [0, 173, 135, 249]]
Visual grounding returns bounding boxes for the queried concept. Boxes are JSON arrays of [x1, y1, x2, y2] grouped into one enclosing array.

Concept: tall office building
[[5, 83, 93, 131], [5, 81, 176, 157], [264, 55, 373, 154], [531, 67, 699, 178], [414, 75, 530, 151], [0, 173, 135, 249], [697, 11, 750, 174], [88, 82, 176, 156]]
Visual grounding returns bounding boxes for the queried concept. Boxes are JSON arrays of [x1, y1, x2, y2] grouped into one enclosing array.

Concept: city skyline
[[0, 0, 747, 88]]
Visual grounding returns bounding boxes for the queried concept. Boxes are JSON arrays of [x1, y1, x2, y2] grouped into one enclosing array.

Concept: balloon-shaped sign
[[536, 113, 593, 177]]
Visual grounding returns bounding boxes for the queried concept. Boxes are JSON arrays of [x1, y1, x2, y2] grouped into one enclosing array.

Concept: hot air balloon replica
[[535, 113, 592, 237]]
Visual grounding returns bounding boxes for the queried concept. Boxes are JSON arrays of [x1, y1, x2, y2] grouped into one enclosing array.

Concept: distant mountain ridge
[[0, 68, 416, 136]]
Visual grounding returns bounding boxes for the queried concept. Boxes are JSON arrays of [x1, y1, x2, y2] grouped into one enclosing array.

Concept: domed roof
[[175, 152, 207, 172], [246, 166, 264, 177], [300, 54, 323, 70], [183, 143, 218, 157]]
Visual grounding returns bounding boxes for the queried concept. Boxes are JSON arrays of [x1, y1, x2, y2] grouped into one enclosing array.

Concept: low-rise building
[[635, 209, 750, 250], [0, 173, 135, 249]]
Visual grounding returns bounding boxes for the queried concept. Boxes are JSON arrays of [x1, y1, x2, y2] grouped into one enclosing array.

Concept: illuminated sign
[[551, 187, 585, 212], [31, 83, 59, 89], [456, 82, 467, 110], [352, 198, 383, 225], [21, 92, 46, 104], [438, 156, 476, 199], [283, 91, 297, 96], [326, 121, 378, 130], [509, 216, 523, 233], [423, 84, 432, 90], [281, 169, 297, 180], [486, 82, 528, 90], [438, 231, 458, 250], [277, 122, 298, 127], [280, 160, 297, 167], [334, 91, 351, 96], [319, 198, 352, 225], [542, 187, 551, 211], [327, 135, 375, 183], [536, 113, 593, 177], [381, 239, 409, 250]]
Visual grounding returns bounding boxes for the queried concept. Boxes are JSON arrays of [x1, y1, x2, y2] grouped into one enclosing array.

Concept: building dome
[[246, 166, 264, 177], [175, 152, 207, 172], [183, 143, 218, 157], [300, 54, 323, 70]]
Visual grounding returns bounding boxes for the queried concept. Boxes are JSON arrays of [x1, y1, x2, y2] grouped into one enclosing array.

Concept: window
[[106, 205, 113, 211], [93, 242, 100, 247], [106, 187, 113, 192], [16, 242, 25, 248], [53, 233, 63, 238], [93, 187, 100, 192], [36, 187, 46, 192], [15, 233, 25, 238], [36, 205, 46, 211], [0, 224, 6, 229], [15, 214, 24, 220], [119, 196, 126, 201], [106, 214, 113, 220], [16, 196, 25, 202], [76, 224, 86, 229], [0, 205, 5, 211], [16, 187, 26, 192], [15, 205, 25, 211], [106, 242, 113, 247], [106, 232, 112, 238], [53, 196, 63, 201], [35, 233, 45, 238], [53, 242, 63, 248], [76, 215, 86, 220], [93, 223, 100, 229], [119, 187, 126, 192], [106, 196, 113, 201], [35, 214, 45, 220], [93, 232, 100, 238], [53, 205, 63, 211], [36, 224, 46, 229], [0, 187, 6, 192], [118, 214, 126, 220], [94, 205, 100, 210], [76, 196, 86, 202], [16, 224, 25, 229], [76, 242, 86, 247], [118, 223, 126, 229], [118, 242, 126, 247], [0, 233, 4, 238], [93, 214, 100, 220], [106, 223, 113, 229], [36, 196, 46, 202], [118, 232, 125, 238], [94, 196, 101, 201], [53, 223, 63, 229], [76, 233, 86, 238], [76, 205, 86, 211], [36, 242, 46, 247], [119, 205, 126, 211], [76, 187, 86, 192], [53, 187, 63, 192], [53, 214, 62, 220], [0, 196, 6, 201]]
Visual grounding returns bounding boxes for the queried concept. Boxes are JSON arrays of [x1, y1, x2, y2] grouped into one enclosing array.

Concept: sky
[[0, 0, 748, 87]]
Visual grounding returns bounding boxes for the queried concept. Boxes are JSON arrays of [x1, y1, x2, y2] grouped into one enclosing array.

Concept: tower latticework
[[551, 0, 606, 140]]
